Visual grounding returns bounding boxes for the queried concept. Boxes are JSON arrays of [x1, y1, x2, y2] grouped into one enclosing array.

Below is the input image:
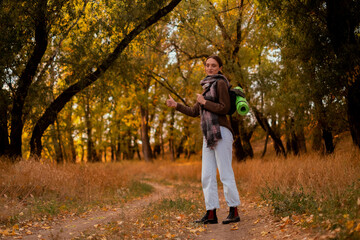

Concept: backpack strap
[[231, 88, 246, 98]]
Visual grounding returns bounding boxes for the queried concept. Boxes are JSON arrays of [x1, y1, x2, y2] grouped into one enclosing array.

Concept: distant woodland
[[1, 0, 359, 163]]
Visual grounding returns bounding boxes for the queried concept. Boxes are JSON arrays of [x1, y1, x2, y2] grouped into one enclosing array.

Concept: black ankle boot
[[222, 207, 240, 224], [194, 209, 218, 224]]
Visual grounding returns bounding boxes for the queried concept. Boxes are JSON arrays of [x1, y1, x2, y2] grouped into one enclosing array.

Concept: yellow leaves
[[355, 223, 360, 232], [189, 226, 206, 234], [253, 219, 260, 224], [176, 214, 185, 222], [165, 232, 176, 238], [281, 216, 291, 224], [346, 220, 354, 230], [230, 223, 239, 231], [0, 224, 21, 237], [305, 215, 314, 223], [0, 229, 13, 236]]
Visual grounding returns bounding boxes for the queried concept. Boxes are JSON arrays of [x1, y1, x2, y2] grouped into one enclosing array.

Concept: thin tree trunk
[[230, 116, 246, 161], [290, 118, 299, 156], [323, 128, 335, 154], [50, 123, 63, 164], [169, 109, 176, 161], [253, 107, 286, 157], [84, 93, 100, 163], [312, 123, 323, 152], [55, 118, 66, 163], [297, 126, 307, 153], [314, 96, 334, 154], [240, 121, 256, 159], [140, 105, 153, 162], [67, 121, 76, 163], [261, 133, 269, 158]]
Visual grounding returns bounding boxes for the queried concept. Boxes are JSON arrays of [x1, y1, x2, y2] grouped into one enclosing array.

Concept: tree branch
[[30, 0, 183, 156]]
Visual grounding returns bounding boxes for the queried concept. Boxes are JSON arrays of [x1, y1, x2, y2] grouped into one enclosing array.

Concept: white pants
[[202, 126, 241, 210]]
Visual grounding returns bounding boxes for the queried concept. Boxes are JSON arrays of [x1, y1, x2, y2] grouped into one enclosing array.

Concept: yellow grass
[[234, 149, 360, 197], [1, 134, 359, 225]]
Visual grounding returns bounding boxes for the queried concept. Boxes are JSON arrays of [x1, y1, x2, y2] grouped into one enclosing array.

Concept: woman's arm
[[202, 80, 230, 115], [166, 94, 200, 117], [176, 102, 200, 117]]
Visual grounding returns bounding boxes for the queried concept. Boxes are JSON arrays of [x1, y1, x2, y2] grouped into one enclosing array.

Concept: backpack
[[227, 86, 249, 116], [202, 79, 249, 116]]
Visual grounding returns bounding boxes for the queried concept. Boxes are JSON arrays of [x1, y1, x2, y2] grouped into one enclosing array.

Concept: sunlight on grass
[[1, 136, 359, 238]]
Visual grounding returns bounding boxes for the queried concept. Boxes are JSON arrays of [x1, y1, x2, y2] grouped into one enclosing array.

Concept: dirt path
[[196, 196, 318, 240], [20, 182, 173, 240], [4, 182, 325, 240]]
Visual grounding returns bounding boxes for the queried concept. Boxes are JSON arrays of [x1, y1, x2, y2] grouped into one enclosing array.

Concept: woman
[[166, 55, 241, 224]]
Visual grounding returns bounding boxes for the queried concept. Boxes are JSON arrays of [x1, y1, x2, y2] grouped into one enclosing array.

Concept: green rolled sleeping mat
[[234, 86, 249, 116]]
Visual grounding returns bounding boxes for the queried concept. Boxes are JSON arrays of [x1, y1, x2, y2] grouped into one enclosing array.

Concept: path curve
[[23, 181, 172, 240]]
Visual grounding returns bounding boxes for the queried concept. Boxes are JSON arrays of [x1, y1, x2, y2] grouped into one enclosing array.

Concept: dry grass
[[234, 148, 360, 197], [1, 133, 359, 234]]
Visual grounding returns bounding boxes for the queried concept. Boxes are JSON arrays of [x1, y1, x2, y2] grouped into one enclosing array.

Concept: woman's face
[[205, 58, 222, 76]]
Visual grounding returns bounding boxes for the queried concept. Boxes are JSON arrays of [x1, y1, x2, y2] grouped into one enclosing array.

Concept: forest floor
[[1, 179, 332, 240], [2, 133, 358, 239]]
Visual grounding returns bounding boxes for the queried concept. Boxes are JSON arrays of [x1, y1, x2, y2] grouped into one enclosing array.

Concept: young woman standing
[[166, 55, 241, 224]]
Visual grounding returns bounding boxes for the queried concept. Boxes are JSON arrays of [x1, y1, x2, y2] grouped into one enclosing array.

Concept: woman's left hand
[[196, 94, 206, 105]]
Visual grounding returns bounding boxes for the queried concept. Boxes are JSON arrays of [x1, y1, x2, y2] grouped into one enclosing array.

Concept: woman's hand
[[196, 94, 206, 105], [166, 94, 177, 108]]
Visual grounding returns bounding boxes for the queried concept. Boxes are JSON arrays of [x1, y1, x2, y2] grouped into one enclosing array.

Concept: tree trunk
[[326, 0, 360, 149], [30, 0, 182, 157], [290, 118, 299, 156], [348, 78, 360, 148], [65, 107, 77, 163], [8, 0, 48, 158], [252, 107, 286, 157], [50, 122, 63, 164], [140, 105, 153, 162], [230, 116, 246, 161], [297, 126, 307, 153], [314, 96, 334, 154], [84, 93, 100, 163], [116, 134, 121, 161], [312, 122, 323, 152], [240, 121, 256, 159], [111, 142, 115, 162], [322, 128, 335, 154], [0, 90, 9, 156], [169, 109, 176, 161], [261, 133, 269, 158]]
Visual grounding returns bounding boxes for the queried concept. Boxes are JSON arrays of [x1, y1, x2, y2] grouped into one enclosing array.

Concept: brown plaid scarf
[[200, 74, 230, 148]]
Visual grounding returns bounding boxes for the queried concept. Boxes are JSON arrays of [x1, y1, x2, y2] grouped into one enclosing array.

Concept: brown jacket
[[175, 80, 233, 135]]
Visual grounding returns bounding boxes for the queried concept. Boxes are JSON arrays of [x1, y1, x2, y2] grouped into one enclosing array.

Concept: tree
[[259, 0, 360, 152], [26, 0, 182, 158]]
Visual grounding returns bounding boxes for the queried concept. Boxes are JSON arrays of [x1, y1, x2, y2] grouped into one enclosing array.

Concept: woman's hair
[[206, 55, 223, 74]]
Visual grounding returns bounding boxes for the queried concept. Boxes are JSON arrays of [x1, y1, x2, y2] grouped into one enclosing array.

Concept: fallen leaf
[[231, 224, 239, 231], [346, 220, 354, 230], [355, 223, 360, 232]]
